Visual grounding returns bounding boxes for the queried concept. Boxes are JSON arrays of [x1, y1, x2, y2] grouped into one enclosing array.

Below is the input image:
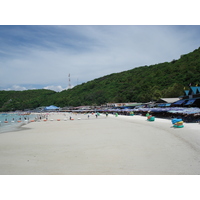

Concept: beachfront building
[[172, 86, 200, 107], [33, 106, 46, 112], [104, 102, 139, 108]]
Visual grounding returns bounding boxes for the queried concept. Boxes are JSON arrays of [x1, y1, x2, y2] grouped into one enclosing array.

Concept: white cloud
[[43, 85, 66, 92], [3, 84, 73, 92], [43, 85, 74, 92], [4, 85, 27, 91]]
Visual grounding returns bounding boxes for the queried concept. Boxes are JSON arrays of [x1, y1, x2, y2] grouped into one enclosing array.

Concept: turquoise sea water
[[0, 113, 36, 133]]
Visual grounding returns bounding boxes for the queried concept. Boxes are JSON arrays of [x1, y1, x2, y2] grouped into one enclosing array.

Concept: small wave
[[0, 113, 36, 133]]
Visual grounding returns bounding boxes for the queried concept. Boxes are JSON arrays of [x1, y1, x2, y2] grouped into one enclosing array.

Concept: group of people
[[87, 112, 108, 119]]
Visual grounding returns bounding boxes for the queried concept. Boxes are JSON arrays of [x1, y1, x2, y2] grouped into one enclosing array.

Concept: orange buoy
[[17, 120, 21, 123], [43, 119, 47, 121], [4, 121, 8, 123], [57, 119, 61, 121]]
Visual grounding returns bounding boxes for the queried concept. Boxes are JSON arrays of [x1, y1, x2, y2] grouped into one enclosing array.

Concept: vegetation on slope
[[1, 47, 200, 111], [0, 89, 56, 111], [55, 47, 200, 106]]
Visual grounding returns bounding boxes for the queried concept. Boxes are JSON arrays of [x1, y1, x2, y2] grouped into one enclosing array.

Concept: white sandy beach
[[0, 112, 200, 175]]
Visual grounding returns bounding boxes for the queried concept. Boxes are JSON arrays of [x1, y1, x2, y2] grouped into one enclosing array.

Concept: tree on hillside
[[163, 83, 184, 98]]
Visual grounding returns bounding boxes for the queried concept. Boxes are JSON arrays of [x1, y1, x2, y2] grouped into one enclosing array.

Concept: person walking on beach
[[95, 113, 98, 118], [88, 114, 90, 119]]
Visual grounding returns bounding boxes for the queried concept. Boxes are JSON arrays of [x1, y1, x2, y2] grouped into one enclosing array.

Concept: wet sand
[[0, 113, 200, 175]]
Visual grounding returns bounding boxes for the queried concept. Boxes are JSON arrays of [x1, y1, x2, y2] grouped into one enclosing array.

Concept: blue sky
[[1, 25, 200, 91]]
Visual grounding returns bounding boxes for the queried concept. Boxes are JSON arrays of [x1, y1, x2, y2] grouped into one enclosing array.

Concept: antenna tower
[[68, 73, 71, 89]]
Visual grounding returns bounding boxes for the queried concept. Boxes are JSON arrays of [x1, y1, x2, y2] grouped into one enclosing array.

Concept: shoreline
[[0, 113, 200, 175]]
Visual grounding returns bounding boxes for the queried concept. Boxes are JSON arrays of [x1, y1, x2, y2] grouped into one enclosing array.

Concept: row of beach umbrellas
[[101, 107, 200, 115]]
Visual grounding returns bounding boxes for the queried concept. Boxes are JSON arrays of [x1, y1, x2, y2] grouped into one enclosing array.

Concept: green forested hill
[[0, 89, 56, 111], [1, 47, 200, 111]]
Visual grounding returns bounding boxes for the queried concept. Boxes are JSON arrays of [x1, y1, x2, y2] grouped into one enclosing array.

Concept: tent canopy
[[184, 99, 196, 105], [45, 105, 60, 110], [172, 99, 186, 105], [156, 98, 180, 103]]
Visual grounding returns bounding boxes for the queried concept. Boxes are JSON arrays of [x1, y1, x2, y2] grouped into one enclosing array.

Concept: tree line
[[1, 47, 200, 111]]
